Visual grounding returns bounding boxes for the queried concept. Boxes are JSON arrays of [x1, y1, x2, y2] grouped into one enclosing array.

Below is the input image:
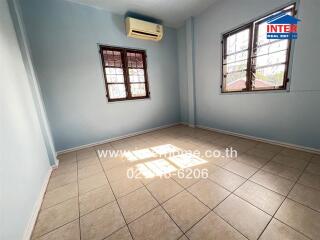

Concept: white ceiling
[[66, 0, 219, 28]]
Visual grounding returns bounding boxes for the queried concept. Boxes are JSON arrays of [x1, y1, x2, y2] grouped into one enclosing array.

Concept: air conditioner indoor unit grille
[[125, 17, 163, 41]]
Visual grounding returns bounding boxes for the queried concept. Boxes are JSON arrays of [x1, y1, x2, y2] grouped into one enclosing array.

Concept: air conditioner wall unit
[[125, 17, 163, 41]]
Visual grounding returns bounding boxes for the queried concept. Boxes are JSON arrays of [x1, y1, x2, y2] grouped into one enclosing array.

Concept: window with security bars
[[221, 4, 296, 93], [100, 45, 150, 101]]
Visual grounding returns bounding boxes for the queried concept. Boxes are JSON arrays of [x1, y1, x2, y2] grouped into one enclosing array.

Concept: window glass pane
[[127, 52, 144, 68], [255, 11, 292, 47], [226, 29, 249, 55], [130, 83, 146, 97], [226, 51, 248, 64], [256, 22, 278, 46], [256, 40, 288, 56], [253, 64, 285, 89], [103, 50, 122, 67], [105, 68, 124, 83], [108, 84, 126, 99], [224, 28, 250, 92], [226, 60, 247, 73], [101, 47, 149, 101], [255, 50, 287, 68], [225, 71, 247, 92], [129, 68, 146, 83]]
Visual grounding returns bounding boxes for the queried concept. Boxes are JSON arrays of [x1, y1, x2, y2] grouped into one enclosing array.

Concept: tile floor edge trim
[[23, 167, 53, 240], [197, 124, 320, 155], [56, 122, 181, 155]]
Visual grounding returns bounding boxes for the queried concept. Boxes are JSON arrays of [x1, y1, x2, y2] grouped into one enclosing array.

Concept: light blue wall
[[19, 0, 180, 151], [177, 24, 188, 123], [9, 0, 57, 165], [194, 0, 320, 149], [177, 19, 196, 126], [0, 0, 51, 239]]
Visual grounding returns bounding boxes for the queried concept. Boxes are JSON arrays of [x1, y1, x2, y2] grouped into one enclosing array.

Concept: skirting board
[[197, 124, 320, 155], [56, 122, 181, 155], [23, 167, 52, 240]]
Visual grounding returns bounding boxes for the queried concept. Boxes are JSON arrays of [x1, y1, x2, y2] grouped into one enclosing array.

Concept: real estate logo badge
[[266, 13, 301, 39]]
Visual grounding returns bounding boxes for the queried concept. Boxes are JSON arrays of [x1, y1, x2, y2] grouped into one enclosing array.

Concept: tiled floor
[[32, 125, 320, 240]]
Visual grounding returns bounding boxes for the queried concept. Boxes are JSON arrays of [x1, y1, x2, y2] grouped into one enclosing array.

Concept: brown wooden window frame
[[99, 45, 150, 102], [221, 3, 297, 93]]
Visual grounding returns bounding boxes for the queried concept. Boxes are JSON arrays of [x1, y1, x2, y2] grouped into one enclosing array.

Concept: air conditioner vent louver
[[125, 17, 163, 41]]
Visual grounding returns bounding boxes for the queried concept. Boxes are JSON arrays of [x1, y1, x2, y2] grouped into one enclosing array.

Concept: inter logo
[[266, 13, 301, 39]]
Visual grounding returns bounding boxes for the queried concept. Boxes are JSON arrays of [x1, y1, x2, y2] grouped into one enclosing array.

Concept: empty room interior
[[2, 0, 320, 239]]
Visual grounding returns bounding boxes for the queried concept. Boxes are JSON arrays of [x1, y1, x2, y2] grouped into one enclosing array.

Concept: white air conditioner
[[125, 17, 163, 41]]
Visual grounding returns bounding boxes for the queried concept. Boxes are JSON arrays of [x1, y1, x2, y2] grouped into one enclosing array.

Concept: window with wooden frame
[[221, 3, 296, 93], [100, 45, 150, 101]]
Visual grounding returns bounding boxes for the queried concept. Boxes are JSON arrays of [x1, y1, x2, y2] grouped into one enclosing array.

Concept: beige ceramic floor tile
[[246, 147, 278, 160], [280, 149, 313, 161], [260, 219, 308, 240], [79, 185, 115, 216], [306, 162, 320, 175], [80, 201, 125, 240], [78, 172, 108, 195], [178, 235, 188, 240], [250, 170, 295, 195], [47, 172, 77, 191], [110, 178, 143, 198], [172, 174, 201, 188], [76, 149, 97, 161], [57, 152, 76, 163], [228, 139, 257, 153], [298, 172, 320, 190], [288, 183, 320, 212], [78, 163, 103, 180], [272, 154, 309, 170], [311, 155, 320, 163], [209, 167, 246, 191], [106, 165, 132, 182], [188, 179, 230, 209], [254, 143, 283, 153], [77, 157, 100, 169], [51, 163, 77, 178], [275, 199, 320, 239], [105, 226, 132, 240], [214, 194, 271, 240], [210, 156, 234, 167], [32, 198, 79, 239], [94, 143, 114, 152], [224, 161, 258, 178], [186, 212, 246, 240], [163, 190, 210, 232], [262, 161, 302, 181], [129, 206, 183, 240], [42, 182, 78, 209], [118, 187, 158, 223], [211, 135, 239, 147], [236, 154, 270, 168], [146, 178, 183, 203], [37, 220, 80, 240], [101, 157, 127, 171], [234, 181, 284, 215]]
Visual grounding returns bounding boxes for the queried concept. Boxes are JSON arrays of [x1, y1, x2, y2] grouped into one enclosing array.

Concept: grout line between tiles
[[51, 126, 319, 240], [141, 179, 189, 240], [95, 150, 136, 240], [208, 146, 279, 239], [256, 158, 313, 240], [76, 151, 82, 240]]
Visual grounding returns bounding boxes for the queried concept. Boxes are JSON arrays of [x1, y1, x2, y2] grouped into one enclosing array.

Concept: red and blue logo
[[266, 13, 301, 39]]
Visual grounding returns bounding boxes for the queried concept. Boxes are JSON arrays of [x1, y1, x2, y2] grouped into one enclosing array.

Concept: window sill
[[106, 96, 151, 104], [220, 88, 290, 95]]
